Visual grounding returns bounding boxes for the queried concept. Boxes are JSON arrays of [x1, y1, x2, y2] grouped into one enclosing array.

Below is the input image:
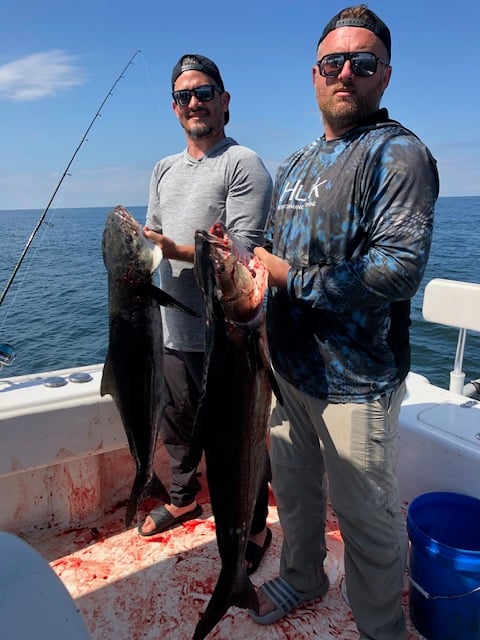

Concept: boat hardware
[[68, 372, 93, 383], [43, 376, 68, 388]]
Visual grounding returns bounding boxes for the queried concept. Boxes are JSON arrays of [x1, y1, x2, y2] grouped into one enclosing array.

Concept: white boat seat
[[422, 278, 480, 395], [0, 531, 93, 639], [422, 278, 480, 332]]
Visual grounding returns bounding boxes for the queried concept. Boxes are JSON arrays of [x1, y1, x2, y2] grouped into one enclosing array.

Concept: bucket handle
[[409, 575, 480, 601]]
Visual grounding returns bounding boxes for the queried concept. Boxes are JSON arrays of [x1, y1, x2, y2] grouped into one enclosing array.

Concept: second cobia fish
[[101, 205, 198, 527], [192, 222, 280, 640]]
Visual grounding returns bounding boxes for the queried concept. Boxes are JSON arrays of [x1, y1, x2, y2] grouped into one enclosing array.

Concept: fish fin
[[188, 332, 215, 466], [100, 353, 114, 397], [187, 403, 207, 471], [149, 284, 200, 317], [268, 369, 283, 406], [125, 472, 170, 528], [193, 568, 258, 640], [256, 332, 284, 406]]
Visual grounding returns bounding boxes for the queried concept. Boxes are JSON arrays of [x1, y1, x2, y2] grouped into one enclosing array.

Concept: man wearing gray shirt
[[138, 54, 273, 575]]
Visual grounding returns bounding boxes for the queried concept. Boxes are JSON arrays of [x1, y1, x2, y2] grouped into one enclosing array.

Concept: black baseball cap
[[317, 9, 391, 61], [171, 53, 229, 124]]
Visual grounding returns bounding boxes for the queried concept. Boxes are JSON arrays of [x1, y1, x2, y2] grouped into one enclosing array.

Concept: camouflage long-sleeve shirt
[[266, 109, 439, 402]]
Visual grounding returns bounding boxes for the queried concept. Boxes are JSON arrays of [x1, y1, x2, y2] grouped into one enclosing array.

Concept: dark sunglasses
[[317, 52, 389, 78], [172, 84, 222, 106]]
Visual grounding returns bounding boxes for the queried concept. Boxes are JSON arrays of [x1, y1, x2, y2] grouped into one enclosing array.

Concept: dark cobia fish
[[100, 205, 197, 527], [192, 222, 280, 640]]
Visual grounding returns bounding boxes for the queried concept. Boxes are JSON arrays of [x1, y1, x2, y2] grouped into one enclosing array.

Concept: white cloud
[[0, 51, 87, 101]]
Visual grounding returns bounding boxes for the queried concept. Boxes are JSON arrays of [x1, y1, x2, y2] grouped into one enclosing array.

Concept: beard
[[182, 119, 213, 140], [319, 84, 382, 131]]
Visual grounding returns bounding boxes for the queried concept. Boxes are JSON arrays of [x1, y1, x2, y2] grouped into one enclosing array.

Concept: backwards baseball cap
[[318, 8, 391, 61], [171, 53, 229, 124]]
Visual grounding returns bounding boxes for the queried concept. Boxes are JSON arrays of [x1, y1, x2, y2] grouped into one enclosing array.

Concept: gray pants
[[270, 374, 408, 640]]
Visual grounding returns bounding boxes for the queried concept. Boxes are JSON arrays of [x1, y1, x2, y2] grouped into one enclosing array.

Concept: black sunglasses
[[317, 52, 389, 78], [172, 84, 222, 106]]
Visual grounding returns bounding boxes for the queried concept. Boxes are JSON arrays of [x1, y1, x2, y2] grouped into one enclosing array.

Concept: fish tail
[[232, 571, 259, 611], [125, 472, 170, 528], [192, 568, 258, 639], [125, 484, 141, 528], [148, 472, 170, 504]]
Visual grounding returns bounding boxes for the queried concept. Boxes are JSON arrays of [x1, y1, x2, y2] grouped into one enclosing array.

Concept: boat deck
[[19, 481, 424, 640]]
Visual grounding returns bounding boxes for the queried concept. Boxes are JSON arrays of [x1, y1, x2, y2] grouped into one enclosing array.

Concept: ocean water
[[0, 197, 479, 389]]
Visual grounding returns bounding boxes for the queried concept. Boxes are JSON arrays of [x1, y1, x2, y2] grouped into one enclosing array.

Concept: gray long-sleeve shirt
[[146, 136, 272, 351]]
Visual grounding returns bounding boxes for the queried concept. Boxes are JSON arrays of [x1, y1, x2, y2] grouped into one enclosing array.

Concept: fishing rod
[[0, 49, 141, 369]]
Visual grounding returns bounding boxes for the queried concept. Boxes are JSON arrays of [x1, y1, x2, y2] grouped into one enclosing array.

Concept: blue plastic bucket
[[407, 491, 480, 640]]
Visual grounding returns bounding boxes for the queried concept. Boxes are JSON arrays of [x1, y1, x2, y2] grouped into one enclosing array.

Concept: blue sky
[[1, 0, 479, 210]]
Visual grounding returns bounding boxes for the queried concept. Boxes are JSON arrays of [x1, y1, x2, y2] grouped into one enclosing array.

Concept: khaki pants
[[270, 375, 408, 640]]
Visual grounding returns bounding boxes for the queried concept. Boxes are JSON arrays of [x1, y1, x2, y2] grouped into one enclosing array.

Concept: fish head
[[102, 205, 162, 282], [194, 222, 268, 323]]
